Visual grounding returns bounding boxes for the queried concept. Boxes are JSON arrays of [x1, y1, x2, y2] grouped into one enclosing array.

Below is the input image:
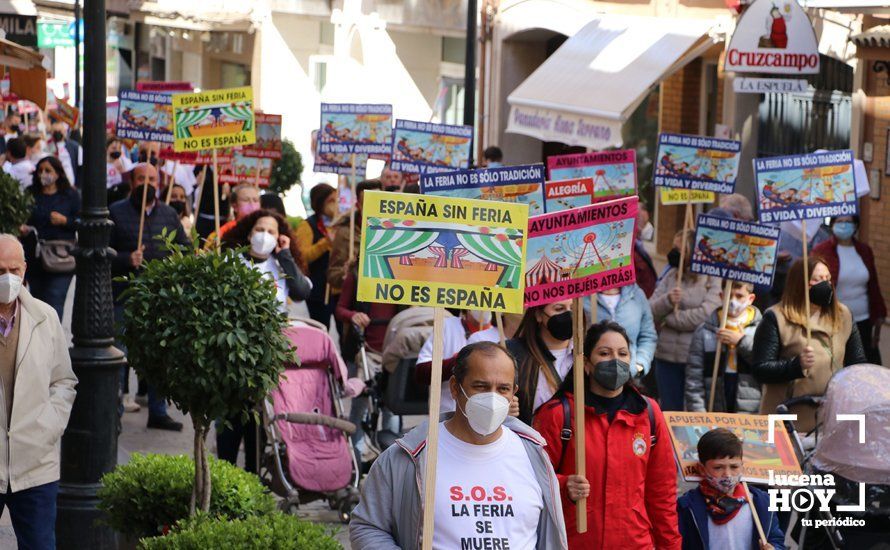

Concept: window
[[438, 77, 464, 125], [320, 22, 334, 46], [310, 56, 331, 94], [220, 62, 249, 88], [442, 36, 465, 64]]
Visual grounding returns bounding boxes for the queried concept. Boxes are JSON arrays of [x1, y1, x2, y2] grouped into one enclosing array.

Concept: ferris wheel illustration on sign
[[525, 218, 634, 287], [692, 227, 777, 275], [656, 146, 738, 183], [759, 163, 856, 211]]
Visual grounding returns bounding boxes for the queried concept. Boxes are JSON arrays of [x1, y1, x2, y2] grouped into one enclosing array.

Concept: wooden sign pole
[[801, 219, 812, 343], [495, 312, 506, 347], [135, 178, 150, 263], [348, 153, 358, 263], [708, 279, 734, 412], [212, 149, 221, 246], [571, 296, 588, 533], [674, 200, 693, 314], [421, 307, 446, 550], [254, 159, 262, 188], [742, 482, 768, 546], [164, 161, 180, 204]]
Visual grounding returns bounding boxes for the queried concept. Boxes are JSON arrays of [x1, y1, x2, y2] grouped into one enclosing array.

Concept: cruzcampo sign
[[724, 0, 820, 75]]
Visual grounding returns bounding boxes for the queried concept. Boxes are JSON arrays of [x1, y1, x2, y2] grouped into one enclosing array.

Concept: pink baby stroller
[[259, 318, 365, 522]]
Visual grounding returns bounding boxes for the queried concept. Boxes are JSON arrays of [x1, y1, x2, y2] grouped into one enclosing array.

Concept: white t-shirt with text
[[433, 424, 543, 550]]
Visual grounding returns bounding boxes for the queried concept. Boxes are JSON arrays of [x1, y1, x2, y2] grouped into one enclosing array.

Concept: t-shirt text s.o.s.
[[433, 423, 543, 550]]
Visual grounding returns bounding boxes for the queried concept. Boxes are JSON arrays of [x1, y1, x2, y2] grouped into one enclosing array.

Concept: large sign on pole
[[724, 0, 820, 75]]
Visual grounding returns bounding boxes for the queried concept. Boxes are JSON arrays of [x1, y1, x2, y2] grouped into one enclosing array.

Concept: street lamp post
[[56, 0, 125, 547], [464, 0, 477, 166]]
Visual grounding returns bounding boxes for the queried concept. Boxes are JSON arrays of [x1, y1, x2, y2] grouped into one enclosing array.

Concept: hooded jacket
[[685, 306, 763, 413], [650, 269, 723, 364], [349, 414, 568, 550], [586, 284, 658, 376]]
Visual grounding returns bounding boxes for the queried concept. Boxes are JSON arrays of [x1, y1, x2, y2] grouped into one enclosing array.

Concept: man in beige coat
[[0, 234, 77, 549]]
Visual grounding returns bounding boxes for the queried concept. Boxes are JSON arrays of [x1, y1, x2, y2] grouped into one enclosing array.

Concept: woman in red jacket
[[813, 215, 886, 365], [534, 320, 681, 549]]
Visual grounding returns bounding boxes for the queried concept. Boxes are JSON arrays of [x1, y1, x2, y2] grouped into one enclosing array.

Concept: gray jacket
[[349, 414, 568, 550], [685, 307, 763, 413]]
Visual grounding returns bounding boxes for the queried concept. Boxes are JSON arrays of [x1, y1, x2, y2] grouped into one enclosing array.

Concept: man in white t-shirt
[[2, 138, 34, 189], [351, 341, 568, 550]]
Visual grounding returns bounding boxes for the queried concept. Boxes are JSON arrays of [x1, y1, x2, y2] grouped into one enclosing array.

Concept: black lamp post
[[464, 0, 477, 166], [56, 0, 125, 547]]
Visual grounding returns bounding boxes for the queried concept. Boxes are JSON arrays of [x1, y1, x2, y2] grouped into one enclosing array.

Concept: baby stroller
[[778, 365, 890, 549], [358, 307, 436, 461], [259, 318, 365, 522]]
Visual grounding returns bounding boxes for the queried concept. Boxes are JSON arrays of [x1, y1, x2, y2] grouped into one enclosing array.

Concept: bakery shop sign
[[725, 0, 820, 75]]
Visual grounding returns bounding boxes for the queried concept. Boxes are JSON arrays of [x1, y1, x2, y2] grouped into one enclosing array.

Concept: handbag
[[37, 239, 77, 274]]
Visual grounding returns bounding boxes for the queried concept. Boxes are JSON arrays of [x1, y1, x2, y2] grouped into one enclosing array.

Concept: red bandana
[[699, 480, 747, 524]]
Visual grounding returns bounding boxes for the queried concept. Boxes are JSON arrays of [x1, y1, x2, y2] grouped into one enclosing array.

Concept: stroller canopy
[[813, 364, 890, 485]]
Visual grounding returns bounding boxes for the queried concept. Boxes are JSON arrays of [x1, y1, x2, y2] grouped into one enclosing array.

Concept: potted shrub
[[0, 170, 32, 234], [138, 512, 341, 549], [120, 233, 294, 514], [98, 453, 276, 541]]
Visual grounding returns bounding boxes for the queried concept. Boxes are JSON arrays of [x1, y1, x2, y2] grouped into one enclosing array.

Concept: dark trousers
[[655, 359, 686, 411], [26, 272, 72, 321], [306, 298, 335, 330], [1, 481, 58, 550], [857, 319, 883, 366], [216, 413, 258, 474]]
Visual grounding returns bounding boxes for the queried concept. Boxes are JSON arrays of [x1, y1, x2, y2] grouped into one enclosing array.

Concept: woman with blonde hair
[[753, 256, 866, 432], [649, 228, 722, 410]]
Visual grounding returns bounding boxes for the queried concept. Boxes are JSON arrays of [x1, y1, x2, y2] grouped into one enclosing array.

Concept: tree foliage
[[269, 139, 303, 196], [0, 171, 33, 234]]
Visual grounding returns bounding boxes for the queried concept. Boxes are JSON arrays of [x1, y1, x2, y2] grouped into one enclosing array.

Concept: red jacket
[[534, 388, 681, 550], [813, 237, 887, 322]]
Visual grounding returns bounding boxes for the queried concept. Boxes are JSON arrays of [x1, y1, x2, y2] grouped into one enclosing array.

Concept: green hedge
[[139, 513, 341, 550], [98, 453, 275, 539]]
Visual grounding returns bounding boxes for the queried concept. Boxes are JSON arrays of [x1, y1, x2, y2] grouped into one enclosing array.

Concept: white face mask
[[0, 273, 23, 304], [39, 172, 57, 186], [728, 298, 749, 317], [250, 231, 277, 257], [458, 385, 510, 436]]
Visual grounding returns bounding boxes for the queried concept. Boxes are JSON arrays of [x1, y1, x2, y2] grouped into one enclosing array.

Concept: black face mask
[[384, 185, 401, 192], [149, 156, 159, 167], [545, 311, 573, 342], [667, 248, 681, 268], [110, 151, 122, 160], [809, 280, 834, 308], [170, 200, 187, 216], [592, 359, 631, 391], [130, 185, 155, 210], [52, 131, 65, 142]]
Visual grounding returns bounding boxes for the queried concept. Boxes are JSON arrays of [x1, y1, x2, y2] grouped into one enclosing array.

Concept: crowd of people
[[1, 123, 886, 549]]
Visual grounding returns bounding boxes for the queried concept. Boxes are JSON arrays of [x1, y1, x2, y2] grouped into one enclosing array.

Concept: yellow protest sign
[[171, 87, 256, 152], [357, 191, 528, 313], [660, 188, 715, 205], [665, 412, 802, 484]]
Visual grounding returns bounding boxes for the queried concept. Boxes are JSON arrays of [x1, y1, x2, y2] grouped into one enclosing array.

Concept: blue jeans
[[654, 359, 686, 411], [114, 302, 168, 418], [0, 481, 58, 550], [26, 272, 72, 321]]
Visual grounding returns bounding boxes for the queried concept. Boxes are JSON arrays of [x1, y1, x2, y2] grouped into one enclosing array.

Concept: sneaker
[[147, 415, 183, 431], [135, 393, 148, 407], [123, 395, 141, 413]]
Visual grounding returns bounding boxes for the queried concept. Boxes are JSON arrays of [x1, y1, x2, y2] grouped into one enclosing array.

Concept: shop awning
[[506, 15, 716, 150]]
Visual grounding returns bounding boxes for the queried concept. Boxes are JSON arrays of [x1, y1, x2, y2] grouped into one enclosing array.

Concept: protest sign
[[116, 90, 174, 143], [420, 163, 546, 215], [753, 150, 857, 223], [219, 152, 272, 186], [314, 152, 369, 178], [690, 214, 781, 288], [544, 178, 594, 212], [665, 412, 802, 484], [546, 150, 637, 201], [390, 119, 473, 175], [136, 81, 194, 93], [357, 191, 528, 314], [171, 87, 255, 152], [660, 188, 715, 205], [654, 133, 741, 194], [524, 196, 637, 307], [243, 113, 282, 159], [53, 97, 79, 128], [317, 103, 393, 156]]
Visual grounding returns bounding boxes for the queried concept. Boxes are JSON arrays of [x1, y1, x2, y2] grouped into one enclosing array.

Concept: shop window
[[220, 61, 250, 88], [623, 87, 660, 214], [439, 77, 464, 125]]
